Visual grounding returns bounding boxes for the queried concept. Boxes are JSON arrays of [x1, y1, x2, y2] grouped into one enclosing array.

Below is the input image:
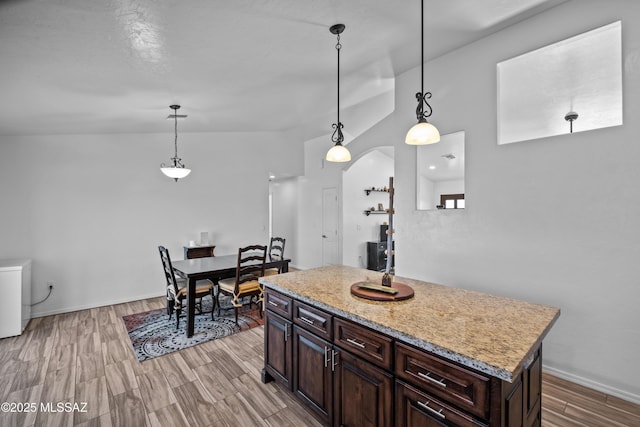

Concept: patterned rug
[[122, 298, 263, 361]]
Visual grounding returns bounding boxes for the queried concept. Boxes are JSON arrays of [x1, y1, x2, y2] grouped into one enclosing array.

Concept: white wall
[[269, 177, 297, 265], [299, 0, 640, 403], [0, 130, 301, 316], [343, 149, 394, 269]]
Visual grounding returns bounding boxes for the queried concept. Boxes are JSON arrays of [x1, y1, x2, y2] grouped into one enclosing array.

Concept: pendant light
[[405, 0, 440, 145], [565, 111, 578, 133], [160, 104, 191, 182], [326, 24, 351, 162]]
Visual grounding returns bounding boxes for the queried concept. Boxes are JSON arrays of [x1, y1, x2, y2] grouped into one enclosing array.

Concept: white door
[[322, 187, 339, 266]]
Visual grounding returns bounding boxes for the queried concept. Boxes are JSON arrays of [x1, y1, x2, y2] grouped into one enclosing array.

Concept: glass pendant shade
[[161, 165, 191, 180], [326, 143, 351, 162], [405, 119, 440, 145]]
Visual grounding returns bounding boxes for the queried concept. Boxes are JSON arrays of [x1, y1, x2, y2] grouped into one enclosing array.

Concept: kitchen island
[[260, 265, 560, 426]]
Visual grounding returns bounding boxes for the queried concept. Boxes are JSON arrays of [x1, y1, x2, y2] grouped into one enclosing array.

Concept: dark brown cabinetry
[[263, 289, 394, 427], [263, 311, 292, 390], [262, 291, 293, 390], [335, 349, 393, 427], [262, 287, 544, 427], [293, 326, 334, 423], [183, 245, 216, 259]]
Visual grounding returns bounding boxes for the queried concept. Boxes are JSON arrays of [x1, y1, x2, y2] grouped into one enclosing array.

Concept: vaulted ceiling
[[0, 0, 566, 136]]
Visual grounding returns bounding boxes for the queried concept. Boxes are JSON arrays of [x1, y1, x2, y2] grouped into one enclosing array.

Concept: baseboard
[[543, 364, 640, 405], [31, 291, 165, 318]]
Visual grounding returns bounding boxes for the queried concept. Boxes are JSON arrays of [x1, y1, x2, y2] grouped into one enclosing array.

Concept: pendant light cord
[[174, 109, 178, 159], [415, 0, 433, 121], [336, 33, 341, 129], [421, 0, 424, 98], [330, 26, 345, 145]]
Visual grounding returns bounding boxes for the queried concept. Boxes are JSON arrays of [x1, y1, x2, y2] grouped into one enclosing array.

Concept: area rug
[[122, 298, 263, 362]]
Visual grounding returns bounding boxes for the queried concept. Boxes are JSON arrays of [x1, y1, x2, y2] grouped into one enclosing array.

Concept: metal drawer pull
[[417, 401, 446, 419], [418, 371, 447, 388], [324, 346, 330, 368], [268, 301, 279, 307], [299, 316, 315, 325], [284, 324, 289, 342], [346, 338, 366, 349], [332, 349, 339, 371]]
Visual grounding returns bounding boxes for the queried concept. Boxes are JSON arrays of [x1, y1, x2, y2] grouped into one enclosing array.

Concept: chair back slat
[[268, 237, 286, 262], [159, 246, 180, 297], [235, 245, 267, 289]]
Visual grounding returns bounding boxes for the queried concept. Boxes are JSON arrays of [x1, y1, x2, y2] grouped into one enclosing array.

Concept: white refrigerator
[[0, 259, 32, 338]]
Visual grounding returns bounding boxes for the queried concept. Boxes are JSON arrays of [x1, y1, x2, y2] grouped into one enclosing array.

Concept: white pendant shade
[[161, 166, 191, 179], [405, 121, 440, 145], [326, 144, 351, 162]]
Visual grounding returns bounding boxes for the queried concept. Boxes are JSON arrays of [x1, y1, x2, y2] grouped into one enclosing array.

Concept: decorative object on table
[[122, 297, 263, 362], [353, 177, 414, 299], [405, 0, 440, 146], [350, 281, 414, 301], [325, 23, 351, 162], [160, 104, 191, 182]]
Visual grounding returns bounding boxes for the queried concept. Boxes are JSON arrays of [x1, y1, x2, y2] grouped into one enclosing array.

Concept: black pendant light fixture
[[565, 111, 578, 133], [405, 0, 440, 145], [160, 104, 191, 182], [326, 23, 351, 162]]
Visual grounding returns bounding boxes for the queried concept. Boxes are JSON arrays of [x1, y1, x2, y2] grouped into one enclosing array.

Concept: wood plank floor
[[1, 296, 638, 426]]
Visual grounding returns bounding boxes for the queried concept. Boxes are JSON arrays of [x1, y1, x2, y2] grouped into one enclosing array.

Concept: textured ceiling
[[0, 0, 566, 136]]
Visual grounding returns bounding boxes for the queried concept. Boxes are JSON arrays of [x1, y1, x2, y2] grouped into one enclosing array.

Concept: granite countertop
[[259, 265, 560, 382]]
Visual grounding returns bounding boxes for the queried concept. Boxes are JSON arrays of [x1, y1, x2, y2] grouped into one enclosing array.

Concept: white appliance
[[0, 259, 32, 338]]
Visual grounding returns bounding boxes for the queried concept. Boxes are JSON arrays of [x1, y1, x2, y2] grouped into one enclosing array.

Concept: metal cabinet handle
[[284, 323, 289, 342], [417, 401, 446, 419], [299, 316, 315, 325], [346, 337, 366, 349], [324, 346, 330, 368], [417, 371, 447, 388], [268, 300, 279, 307], [331, 349, 339, 371]]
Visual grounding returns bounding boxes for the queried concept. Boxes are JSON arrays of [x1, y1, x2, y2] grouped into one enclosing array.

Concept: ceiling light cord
[[173, 107, 179, 161], [416, 0, 433, 123], [331, 32, 344, 145]]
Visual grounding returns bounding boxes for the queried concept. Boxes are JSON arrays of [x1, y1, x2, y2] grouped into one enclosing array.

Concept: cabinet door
[[395, 380, 481, 427], [293, 326, 333, 424], [334, 349, 393, 427], [263, 311, 292, 390]]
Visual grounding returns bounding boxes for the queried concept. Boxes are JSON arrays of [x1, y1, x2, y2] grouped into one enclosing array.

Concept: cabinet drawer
[[333, 318, 393, 371], [396, 342, 491, 420], [396, 380, 486, 427], [293, 301, 332, 341], [264, 289, 293, 319]]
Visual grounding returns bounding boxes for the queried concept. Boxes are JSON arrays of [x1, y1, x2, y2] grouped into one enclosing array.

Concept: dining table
[[172, 254, 290, 337]]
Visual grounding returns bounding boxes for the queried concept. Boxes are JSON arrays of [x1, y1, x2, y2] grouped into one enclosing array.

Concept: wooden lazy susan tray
[[350, 281, 414, 302]]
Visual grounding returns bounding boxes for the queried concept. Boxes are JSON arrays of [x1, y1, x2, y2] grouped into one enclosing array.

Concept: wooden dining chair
[[216, 245, 267, 324], [264, 236, 286, 276], [158, 246, 214, 329]]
